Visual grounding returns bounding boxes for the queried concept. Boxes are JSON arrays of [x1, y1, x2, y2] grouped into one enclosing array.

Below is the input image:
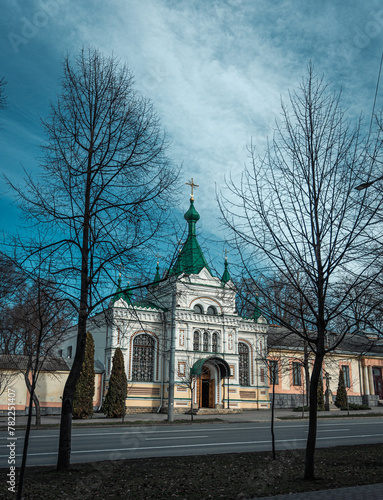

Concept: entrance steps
[[186, 407, 243, 415]]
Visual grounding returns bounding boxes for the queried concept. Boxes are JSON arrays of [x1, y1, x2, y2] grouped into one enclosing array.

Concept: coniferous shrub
[[102, 347, 127, 418], [317, 375, 325, 411], [335, 369, 348, 409], [73, 331, 95, 419]]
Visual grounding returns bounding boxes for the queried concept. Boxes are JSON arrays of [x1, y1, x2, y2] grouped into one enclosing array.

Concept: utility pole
[[167, 282, 176, 422]]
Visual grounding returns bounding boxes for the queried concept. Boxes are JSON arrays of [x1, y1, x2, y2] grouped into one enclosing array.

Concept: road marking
[[145, 435, 208, 441], [2, 433, 383, 460]]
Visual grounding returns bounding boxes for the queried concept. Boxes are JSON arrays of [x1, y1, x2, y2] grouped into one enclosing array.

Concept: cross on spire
[[185, 178, 199, 200]]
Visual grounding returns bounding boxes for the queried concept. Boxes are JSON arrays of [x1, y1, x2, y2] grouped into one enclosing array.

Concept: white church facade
[[61, 191, 271, 413]]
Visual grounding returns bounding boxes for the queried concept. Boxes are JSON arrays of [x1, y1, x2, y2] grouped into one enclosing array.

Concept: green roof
[[170, 198, 212, 276], [111, 276, 133, 304], [221, 258, 231, 285], [151, 262, 161, 288], [251, 295, 261, 321]]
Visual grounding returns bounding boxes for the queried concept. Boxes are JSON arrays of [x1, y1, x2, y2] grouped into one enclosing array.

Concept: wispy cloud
[[1, 0, 383, 238]]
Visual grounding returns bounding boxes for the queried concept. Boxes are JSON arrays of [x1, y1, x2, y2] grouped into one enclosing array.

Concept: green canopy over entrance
[[190, 356, 231, 378]]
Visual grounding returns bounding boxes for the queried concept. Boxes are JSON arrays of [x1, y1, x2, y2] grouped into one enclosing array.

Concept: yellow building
[[267, 326, 383, 408]]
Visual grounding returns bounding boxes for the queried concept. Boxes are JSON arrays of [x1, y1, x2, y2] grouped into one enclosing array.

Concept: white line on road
[[2, 433, 383, 460], [145, 435, 208, 441]]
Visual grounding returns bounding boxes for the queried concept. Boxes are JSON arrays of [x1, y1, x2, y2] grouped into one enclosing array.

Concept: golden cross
[[185, 178, 199, 199], [224, 248, 229, 261]]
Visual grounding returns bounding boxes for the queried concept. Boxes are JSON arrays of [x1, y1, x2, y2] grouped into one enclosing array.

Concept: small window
[[212, 332, 218, 352], [193, 331, 200, 351], [67, 346, 72, 358], [292, 362, 302, 386], [193, 304, 203, 314], [207, 305, 217, 315], [342, 365, 350, 388], [203, 331, 209, 352], [58, 349, 63, 357]]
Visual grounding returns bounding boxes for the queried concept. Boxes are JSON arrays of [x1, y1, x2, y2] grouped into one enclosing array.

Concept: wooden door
[[208, 380, 215, 408]]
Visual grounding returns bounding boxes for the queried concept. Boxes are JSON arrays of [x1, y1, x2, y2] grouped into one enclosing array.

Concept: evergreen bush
[[102, 347, 127, 418], [335, 369, 348, 409], [73, 331, 95, 419]]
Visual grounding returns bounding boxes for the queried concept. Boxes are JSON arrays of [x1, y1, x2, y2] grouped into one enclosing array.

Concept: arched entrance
[[191, 356, 231, 409], [200, 366, 214, 408]]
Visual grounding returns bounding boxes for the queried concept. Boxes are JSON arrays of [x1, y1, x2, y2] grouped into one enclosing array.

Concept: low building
[[0, 355, 104, 416], [267, 326, 383, 408]]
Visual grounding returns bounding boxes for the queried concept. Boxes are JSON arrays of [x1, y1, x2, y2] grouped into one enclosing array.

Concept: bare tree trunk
[[271, 378, 276, 460], [304, 343, 310, 407], [57, 147, 91, 470], [57, 311, 88, 470], [24, 371, 41, 426], [304, 351, 324, 480]]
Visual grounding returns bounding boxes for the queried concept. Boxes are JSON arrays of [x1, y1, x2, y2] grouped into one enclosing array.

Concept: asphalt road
[[1, 418, 382, 468]]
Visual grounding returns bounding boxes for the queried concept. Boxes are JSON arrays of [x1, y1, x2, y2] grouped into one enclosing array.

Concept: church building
[[61, 184, 270, 413]]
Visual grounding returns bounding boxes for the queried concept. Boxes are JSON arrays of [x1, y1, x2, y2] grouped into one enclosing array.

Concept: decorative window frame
[[128, 331, 159, 381]]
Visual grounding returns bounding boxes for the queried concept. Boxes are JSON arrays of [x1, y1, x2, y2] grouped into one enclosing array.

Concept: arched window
[[212, 332, 218, 352], [193, 304, 203, 314], [132, 334, 155, 381], [193, 330, 200, 351], [203, 331, 209, 351], [207, 305, 217, 315], [238, 342, 249, 386]]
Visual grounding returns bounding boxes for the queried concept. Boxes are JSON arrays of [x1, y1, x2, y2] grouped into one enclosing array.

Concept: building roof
[[170, 198, 212, 276], [111, 276, 133, 305], [267, 326, 383, 356], [0, 355, 106, 373], [0, 355, 71, 371]]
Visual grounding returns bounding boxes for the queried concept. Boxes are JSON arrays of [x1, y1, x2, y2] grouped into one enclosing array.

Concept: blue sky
[[1, 0, 383, 274]]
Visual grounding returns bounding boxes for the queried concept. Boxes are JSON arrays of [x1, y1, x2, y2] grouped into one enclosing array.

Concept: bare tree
[[9, 47, 179, 470], [2, 279, 70, 425], [220, 65, 383, 480], [177, 355, 197, 423]]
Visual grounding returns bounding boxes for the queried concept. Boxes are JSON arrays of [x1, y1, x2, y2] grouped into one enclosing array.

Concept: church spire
[[111, 273, 133, 304], [152, 257, 161, 287], [251, 293, 261, 321], [221, 250, 231, 285], [170, 180, 212, 276]]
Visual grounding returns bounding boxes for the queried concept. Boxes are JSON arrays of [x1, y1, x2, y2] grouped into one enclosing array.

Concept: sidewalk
[[255, 483, 383, 500], [1, 405, 383, 428]]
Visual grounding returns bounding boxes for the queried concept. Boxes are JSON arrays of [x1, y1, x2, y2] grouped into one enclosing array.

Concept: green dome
[[184, 200, 200, 223]]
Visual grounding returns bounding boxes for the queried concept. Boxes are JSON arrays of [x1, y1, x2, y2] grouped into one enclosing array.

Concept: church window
[[203, 331, 209, 351], [193, 330, 200, 351], [238, 342, 249, 386], [193, 304, 203, 314], [207, 305, 217, 315], [212, 332, 218, 352], [67, 346, 72, 358], [132, 334, 155, 381]]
